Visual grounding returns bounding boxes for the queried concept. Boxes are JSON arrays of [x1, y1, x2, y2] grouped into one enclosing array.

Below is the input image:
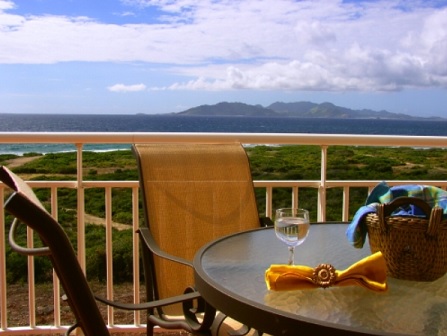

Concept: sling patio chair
[[133, 143, 271, 336], [0, 165, 208, 336]]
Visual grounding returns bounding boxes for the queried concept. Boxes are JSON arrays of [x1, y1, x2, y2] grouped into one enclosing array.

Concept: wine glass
[[274, 208, 310, 265]]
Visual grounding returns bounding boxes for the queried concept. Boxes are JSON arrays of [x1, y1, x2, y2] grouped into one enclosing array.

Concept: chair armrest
[[8, 218, 51, 256], [137, 227, 193, 267], [95, 290, 201, 311], [96, 288, 216, 333]]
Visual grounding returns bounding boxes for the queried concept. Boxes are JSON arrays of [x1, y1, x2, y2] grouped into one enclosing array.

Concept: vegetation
[[4, 145, 447, 283]]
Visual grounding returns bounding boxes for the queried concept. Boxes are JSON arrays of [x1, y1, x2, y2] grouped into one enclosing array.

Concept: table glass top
[[199, 224, 447, 335]]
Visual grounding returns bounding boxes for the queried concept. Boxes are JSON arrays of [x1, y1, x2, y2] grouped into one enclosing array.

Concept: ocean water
[[0, 113, 446, 155]]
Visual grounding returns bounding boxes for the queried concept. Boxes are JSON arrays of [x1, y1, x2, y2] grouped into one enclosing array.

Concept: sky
[[1, 0, 447, 116]]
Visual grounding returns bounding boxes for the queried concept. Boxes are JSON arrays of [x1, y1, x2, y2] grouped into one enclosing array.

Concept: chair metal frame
[[133, 143, 270, 336]]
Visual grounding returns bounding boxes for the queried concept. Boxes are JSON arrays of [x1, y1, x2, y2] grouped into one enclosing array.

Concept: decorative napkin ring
[[312, 264, 337, 288], [265, 252, 388, 292]]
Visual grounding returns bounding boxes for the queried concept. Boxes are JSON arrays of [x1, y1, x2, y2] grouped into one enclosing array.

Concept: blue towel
[[346, 182, 447, 248]]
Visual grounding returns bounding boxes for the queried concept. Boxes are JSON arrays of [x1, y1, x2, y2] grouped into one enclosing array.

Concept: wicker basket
[[365, 196, 447, 281]]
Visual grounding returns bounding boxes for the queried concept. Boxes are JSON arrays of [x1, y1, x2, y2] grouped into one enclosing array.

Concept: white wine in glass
[[274, 208, 310, 265]]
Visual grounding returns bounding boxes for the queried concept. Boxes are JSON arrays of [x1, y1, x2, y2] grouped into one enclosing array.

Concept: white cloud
[[0, 0, 13, 10], [1, 0, 447, 92], [116, 11, 136, 17], [107, 83, 147, 92]]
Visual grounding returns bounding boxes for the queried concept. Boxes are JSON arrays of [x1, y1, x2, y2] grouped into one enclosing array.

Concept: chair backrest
[[133, 143, 260, 313], [0, 166, 109, 336]]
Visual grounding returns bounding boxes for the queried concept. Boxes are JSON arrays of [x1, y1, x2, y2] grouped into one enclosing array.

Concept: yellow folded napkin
[[265, 251, 388, 292]]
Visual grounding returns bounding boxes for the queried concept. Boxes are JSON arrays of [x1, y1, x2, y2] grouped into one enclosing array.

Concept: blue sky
[[1, 0, 447, 116]]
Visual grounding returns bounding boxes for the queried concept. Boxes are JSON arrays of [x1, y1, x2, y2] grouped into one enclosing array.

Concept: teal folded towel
[[346, 182, 447, 248]]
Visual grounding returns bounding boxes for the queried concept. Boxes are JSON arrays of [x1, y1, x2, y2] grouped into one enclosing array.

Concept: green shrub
[[6, 146, 447, 284]]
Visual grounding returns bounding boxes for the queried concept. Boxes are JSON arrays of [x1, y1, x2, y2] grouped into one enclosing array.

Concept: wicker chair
[[133, 143, 269, 335], [0, 166, 205, 336]]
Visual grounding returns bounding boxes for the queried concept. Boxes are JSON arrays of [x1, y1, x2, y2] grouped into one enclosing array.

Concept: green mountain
[[267, 101, 410, 119], [177, 101, 440, 119], [177, 102, 279, 116]]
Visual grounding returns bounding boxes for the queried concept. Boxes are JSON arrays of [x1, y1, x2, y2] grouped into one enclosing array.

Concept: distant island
[[176, 101, 442, 120]]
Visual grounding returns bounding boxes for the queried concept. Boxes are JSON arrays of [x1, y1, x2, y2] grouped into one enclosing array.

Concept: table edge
[[193, 224, 399, 336]]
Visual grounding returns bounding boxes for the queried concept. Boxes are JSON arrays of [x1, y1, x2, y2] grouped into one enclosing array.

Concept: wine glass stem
[[288, 246, 295, 265]]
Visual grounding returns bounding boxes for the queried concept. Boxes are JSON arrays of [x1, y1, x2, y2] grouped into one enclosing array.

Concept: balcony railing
[[1, 132, 447, 335]]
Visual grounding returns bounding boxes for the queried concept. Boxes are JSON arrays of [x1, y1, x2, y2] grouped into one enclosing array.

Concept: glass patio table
[[193, 223, 447, 336]]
